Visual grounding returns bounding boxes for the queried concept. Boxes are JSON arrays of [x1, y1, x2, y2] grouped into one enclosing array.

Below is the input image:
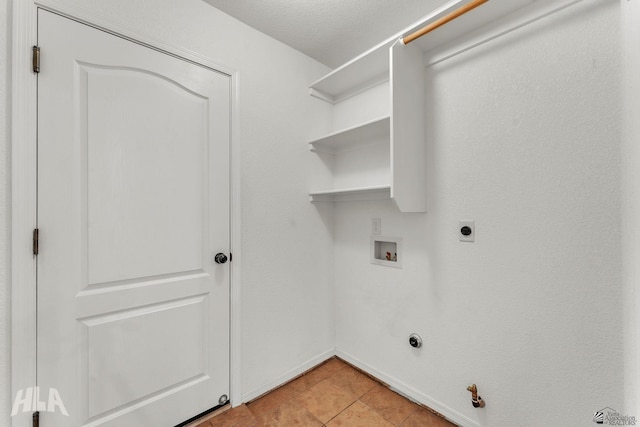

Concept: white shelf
[[309, 116, 390, 154], [307, 0, 540, 212], [309, 185, 391, 203], [309, 43, 390, 104], [308, 0, 535, 104], [307, 0, 471, 103], [307, 40, 426, 213], [306, 0, 550, 212]]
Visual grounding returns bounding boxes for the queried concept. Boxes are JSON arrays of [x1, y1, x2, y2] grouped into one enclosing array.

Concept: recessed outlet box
[[459, 220, 475, 242], [371, 236, 402, 268]]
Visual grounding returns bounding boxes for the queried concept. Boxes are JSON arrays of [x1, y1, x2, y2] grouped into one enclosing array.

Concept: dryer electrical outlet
[[459, 220, 475, 242]]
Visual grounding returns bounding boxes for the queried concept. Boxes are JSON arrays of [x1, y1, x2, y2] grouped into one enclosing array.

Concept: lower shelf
[[309, 185, 391, 203]]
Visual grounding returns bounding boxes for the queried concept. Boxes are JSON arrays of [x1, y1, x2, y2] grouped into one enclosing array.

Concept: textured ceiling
[[202, 0, 449, 68]]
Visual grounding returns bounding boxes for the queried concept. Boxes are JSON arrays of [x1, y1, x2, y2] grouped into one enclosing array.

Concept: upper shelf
[[309, 0, 535, 103], [309, 43, 390, 103]]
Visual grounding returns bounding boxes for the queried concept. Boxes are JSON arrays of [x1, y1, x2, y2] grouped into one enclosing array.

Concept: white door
[[37, 10, 230, 426]]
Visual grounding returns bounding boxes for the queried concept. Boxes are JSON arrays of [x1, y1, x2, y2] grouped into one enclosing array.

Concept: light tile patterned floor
[[195, 357, 457, 427]]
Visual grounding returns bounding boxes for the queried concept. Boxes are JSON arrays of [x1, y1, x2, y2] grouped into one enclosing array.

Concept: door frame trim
[[10, 3, 243, 425], [10, 2, 38, 426]]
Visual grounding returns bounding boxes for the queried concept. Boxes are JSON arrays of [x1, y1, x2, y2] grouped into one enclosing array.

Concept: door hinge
[[32, 46, 40, 73], [32, 411, 39, 427], [33, 228, 39, 255]]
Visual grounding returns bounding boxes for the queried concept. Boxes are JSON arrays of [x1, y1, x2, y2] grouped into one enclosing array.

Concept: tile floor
[[194, 357, 457, 427]]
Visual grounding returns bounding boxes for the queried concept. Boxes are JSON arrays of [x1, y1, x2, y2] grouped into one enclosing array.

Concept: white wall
[[334, 1, 624, 426], [0, 0, 335, 423], [0, 0, 11, 424], [621, 0, 640, 416]]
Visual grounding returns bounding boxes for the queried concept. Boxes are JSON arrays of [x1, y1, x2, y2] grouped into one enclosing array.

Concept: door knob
[[214, 253, 228, 264]]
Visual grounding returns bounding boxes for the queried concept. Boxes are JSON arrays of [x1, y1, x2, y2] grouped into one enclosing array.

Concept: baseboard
[[239, 347, 480, 426], [241, 348, 336, 403], [335, 349, 480, 427]]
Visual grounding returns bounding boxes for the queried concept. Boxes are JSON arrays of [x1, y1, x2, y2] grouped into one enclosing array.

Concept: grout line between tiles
[[322, 399, 359, 426]]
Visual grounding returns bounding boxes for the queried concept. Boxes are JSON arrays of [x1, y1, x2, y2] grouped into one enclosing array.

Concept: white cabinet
[[308, 40, 427, 213]]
